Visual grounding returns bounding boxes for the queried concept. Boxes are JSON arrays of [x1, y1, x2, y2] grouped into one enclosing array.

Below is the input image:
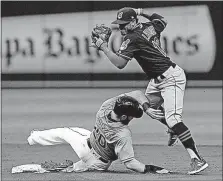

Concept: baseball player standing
[[27, 90, 170, 174], [91, 7, 208, 174]]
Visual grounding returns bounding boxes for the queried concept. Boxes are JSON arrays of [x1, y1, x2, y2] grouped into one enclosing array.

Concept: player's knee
[[27, 136, 35, 145], [145, 93, 163, 109], [166, 114, 182, 128]]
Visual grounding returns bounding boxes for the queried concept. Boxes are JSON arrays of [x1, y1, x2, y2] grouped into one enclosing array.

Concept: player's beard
[[120, 28, 134, 36], [120, 29, 127, 36], [121, 119, 131, 125], [121, 117, 132, 125]]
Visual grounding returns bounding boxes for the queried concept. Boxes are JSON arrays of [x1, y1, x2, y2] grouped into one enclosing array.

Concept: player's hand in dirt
[[144, 164, 171, 174]]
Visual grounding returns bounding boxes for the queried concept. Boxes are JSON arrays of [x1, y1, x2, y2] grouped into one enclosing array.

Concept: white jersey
[[89, 96, 135, 163]]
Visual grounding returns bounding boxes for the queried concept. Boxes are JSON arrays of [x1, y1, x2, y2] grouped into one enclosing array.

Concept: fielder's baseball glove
[[41, 160, 73, 172], [91, 24, 112, 50]]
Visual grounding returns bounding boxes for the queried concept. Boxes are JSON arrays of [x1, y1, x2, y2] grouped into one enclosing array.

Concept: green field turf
[[1, 88, 222, 180]]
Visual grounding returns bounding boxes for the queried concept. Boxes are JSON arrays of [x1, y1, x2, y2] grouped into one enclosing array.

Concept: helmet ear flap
[[114, 98, 125, 116]]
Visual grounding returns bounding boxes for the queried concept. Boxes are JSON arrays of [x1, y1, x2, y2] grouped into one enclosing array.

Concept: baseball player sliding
[[27, 90, 170, 174], [90, 7, 208, 174]]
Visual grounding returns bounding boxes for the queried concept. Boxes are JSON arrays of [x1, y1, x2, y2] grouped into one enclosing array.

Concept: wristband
[[95, 38, 104, 48], [137, 8, 143, 15]]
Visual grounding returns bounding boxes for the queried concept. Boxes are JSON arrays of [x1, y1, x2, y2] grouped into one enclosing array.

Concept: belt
[[156, 74, 165, 83], [155, 63, 176, 83], [87, 139, 109, 163]]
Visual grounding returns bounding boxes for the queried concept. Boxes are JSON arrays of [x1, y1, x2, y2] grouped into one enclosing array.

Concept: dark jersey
[[117, 18, 175, 79]]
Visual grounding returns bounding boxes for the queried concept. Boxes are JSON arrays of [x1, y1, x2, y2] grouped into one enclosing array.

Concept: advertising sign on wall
[[2, 5, 216, 74]]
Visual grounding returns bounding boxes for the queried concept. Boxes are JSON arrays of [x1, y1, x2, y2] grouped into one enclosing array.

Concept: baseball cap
[[112, 7, 137, 25], [114, 96, 143, 118]]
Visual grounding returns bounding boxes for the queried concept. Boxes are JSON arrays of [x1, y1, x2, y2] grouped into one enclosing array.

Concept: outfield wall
[[1, 2, 222, 88]]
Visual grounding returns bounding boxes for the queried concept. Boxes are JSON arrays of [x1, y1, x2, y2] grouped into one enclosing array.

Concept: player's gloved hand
[[91, 24, 112, 50], [41, 160, 73, 172], [142, 102, 165, 120], [144, 164, 170, 174]]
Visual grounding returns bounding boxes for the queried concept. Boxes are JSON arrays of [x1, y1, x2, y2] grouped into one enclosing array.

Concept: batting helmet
[[114, 96, 143, 118]]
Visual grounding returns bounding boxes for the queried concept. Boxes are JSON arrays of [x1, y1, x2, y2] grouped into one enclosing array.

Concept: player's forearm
[[135, 8, 166, 23], [124, 90, 149, 106], [133, 8, 152, 20], [101, 46, 128, 69], [124, 158, 145, 173]]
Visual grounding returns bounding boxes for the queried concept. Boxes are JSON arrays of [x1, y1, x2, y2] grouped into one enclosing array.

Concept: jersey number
[[93, 126, 106, 148]]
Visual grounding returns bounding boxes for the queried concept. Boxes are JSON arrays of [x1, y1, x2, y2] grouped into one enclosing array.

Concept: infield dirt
[[1, 88, 222, 181]]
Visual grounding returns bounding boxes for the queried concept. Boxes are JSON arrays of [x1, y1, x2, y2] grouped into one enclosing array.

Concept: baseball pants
[[27, 127, 111, 172], [145, 65, 186, 128]]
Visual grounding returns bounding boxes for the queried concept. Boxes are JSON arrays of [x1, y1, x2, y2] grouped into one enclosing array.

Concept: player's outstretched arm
[[116, 135, 169, 174], [124, 158, 145, 173], [124, 158, 170, 174], [122, 90, 165, 120]]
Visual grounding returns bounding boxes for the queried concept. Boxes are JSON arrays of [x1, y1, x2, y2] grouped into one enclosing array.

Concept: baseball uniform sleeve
[[116, 35, 138, 61], [150, 13, 167, 33], [97, 97, 117, 118], [115, 137, 135, 163]]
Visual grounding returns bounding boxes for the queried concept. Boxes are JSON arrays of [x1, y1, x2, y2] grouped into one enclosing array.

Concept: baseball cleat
[[167, 129, 178, 146], [188, 158, 208, 175]]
